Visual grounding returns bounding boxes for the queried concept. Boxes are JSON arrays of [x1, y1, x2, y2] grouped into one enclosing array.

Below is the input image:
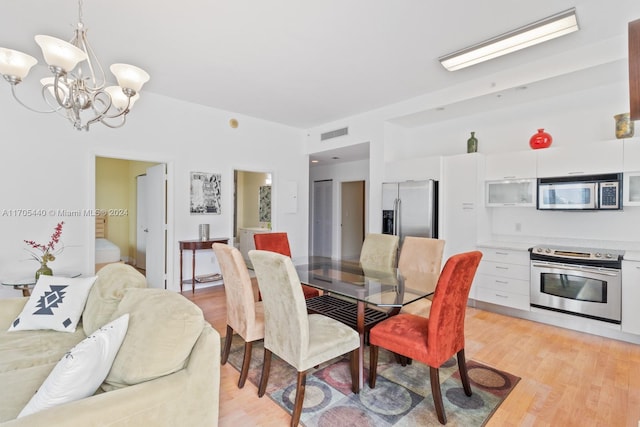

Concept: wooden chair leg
[[238, 340, 253, 388], [350, 349, 359, 394], [430, 366, 446, 425], [369, 344, 379, 388], [258, 348, 272, 397], [457, 349, 472, 396], [221, 325, 233, 365], [291, 371, 307, 427]]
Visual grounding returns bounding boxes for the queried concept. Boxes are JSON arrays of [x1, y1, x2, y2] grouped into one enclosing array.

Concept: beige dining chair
[[359, 233, 399, 270], [398, 236, 445, 317], [212, 243, 265, 389], [249, 249, 360, 427]]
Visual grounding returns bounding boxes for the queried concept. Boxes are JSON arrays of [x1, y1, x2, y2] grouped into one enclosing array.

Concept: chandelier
[[0, 0, 149, 131]]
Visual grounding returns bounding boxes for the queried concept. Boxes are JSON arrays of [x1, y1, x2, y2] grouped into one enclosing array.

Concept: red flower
[[24, 222, 64, 264]]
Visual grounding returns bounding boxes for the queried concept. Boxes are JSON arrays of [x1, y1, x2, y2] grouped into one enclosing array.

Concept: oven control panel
[[530, 245, 624, 265]]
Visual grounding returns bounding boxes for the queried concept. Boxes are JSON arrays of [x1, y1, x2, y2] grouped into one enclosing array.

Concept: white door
[[312, 180, 333, 258], [136, 174, 148, 270], [145, 164, 167, 289]]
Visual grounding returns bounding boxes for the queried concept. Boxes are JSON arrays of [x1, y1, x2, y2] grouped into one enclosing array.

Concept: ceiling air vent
[[320, 127, 348, 141]]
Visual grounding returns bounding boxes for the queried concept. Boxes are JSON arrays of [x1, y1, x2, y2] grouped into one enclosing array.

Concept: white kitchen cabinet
[[624, 172, 640, 206], [474, 247, 530, 311], [485, 179, 536, 207], [441, 153, 484, 261], [622, 260, 640, 335], [239, 227, 271, 262], [623, 138, 640, 171], [441, 153, 485, 300], [485, 150, 537, 180], [536, 140, 623, 178]]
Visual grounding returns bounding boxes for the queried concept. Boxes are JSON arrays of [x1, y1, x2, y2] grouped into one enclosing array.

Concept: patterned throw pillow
[[8, 275, 97, 333], [17, 314, 129, 418]]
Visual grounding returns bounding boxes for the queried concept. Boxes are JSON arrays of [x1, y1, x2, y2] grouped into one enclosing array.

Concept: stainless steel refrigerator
[[382, 180, 438, 244]]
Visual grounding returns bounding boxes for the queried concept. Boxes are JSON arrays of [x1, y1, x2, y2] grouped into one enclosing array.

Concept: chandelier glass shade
[[0, 1, 149, 131]]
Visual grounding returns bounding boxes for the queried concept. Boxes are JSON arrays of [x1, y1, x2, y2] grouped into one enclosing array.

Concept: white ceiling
[[1, 0, 639, 133]]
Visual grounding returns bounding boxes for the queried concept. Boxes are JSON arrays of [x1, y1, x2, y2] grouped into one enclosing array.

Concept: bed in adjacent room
[[95, 215, 122, 272]]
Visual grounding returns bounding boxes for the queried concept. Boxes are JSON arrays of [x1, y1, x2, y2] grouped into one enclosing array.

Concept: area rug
[[226, 335, 519, 426]]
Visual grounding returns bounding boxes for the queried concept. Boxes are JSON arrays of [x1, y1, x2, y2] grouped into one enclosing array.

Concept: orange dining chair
[[368, 250, 483, 425], [253, 232, 320, 299], [249, 250, 360, 427], [212, 243, 265, 388]]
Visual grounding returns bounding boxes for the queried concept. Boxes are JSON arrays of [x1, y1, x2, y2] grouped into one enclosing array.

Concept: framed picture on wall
[[190, 172, 221, 214], [259, 185, 271, 222]]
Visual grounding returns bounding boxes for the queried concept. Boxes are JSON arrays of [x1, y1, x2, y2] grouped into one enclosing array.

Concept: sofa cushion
[[102, 289, 204, 391], [9, 275, 97, 333], [0, 328, 86, 422], [18, 314, 129, 418], [83, 263, 147, 336]]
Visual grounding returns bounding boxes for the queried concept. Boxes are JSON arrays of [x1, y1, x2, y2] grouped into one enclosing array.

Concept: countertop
[[477, 237, 640, 260]]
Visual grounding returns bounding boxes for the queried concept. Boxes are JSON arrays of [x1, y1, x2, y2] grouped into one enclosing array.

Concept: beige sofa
[[0, 263, 220, 426]]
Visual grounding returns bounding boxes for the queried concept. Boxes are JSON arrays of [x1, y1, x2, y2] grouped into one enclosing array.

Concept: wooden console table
[[179, 238, 229, 293]]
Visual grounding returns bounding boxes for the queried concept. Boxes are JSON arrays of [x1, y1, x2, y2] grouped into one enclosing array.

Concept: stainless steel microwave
[[537, 173, 622, 210]]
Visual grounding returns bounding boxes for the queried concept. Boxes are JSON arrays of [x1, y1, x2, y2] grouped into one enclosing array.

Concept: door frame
[[89, 150, 173, 288]]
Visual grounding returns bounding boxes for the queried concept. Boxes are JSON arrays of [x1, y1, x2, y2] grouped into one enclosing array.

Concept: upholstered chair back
[[249, 250, 310, 367], [426, 251, 482, 366], [212, 243, 263, 342], [359, 233, 399, 270], [398, 236, 445, 275], [253, 232, 292, 257]]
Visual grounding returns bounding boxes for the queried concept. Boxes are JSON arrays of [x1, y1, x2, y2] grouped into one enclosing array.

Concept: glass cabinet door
[[485, 180, 535, 207], [624, 173, 640, 205]]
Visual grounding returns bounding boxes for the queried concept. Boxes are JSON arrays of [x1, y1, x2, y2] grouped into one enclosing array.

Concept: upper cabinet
[[536, 140, 623, 178], [630, 19, 640, 120], [485, 179, 536, 207], [624, 139, 640, 171], [485, 151, 537, 180]]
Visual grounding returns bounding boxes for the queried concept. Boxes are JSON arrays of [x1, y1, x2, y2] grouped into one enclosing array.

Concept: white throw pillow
[[17, 313, 130, 418], [9, 275, 97, 333]]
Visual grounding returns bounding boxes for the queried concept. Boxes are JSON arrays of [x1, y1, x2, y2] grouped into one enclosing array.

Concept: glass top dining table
[[294, 258, 439, 388], [295, 258, 439, 307]]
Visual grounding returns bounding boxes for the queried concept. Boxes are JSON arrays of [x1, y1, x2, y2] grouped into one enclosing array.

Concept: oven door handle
[[531, 263, 620, 277]]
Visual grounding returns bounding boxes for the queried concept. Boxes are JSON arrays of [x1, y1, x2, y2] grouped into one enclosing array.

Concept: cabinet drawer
[[475, 287, 530, 311], [478, 261, 529, 280], [476, 274, 530, 295], [479, 248, 529, 265]]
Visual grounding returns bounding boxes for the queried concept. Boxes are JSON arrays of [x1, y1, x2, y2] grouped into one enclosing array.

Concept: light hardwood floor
[[183, 286, 640, 427]]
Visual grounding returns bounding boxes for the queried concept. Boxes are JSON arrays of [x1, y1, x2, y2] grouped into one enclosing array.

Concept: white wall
[[0, 91, 308, 296]]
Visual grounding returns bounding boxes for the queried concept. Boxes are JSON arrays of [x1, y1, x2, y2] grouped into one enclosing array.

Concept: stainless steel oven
[[530, 245, 624, 324]]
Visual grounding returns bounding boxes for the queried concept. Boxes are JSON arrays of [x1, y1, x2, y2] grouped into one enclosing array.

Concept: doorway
[[311, 179, 333, 258], [234, 170, 273, 261], [95, 157, 167, 288], [340, 181, 365, 260]]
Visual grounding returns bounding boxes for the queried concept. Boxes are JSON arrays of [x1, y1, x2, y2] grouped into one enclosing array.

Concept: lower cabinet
[[475, 247, 530, 311], [622, 260, 640, 335]]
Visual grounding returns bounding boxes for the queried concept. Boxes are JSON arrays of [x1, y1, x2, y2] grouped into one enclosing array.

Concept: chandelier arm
[[9, 85, 58, 114], [77, 29, 106, 91], [99, 115, 127, 129]]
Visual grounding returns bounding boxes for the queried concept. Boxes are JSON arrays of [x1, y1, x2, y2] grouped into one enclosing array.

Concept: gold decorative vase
[[614, 113, 634, 139]]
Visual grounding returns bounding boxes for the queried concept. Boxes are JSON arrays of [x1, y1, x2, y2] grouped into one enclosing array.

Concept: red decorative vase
[[529, 128, 553, 149]]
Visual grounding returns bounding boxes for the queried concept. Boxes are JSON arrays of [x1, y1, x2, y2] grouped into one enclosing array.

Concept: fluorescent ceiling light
[[439, 8, 579, 71]]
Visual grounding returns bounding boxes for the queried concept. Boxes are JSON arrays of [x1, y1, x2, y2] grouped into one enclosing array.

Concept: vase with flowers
[[24, 221, 64, 280]]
